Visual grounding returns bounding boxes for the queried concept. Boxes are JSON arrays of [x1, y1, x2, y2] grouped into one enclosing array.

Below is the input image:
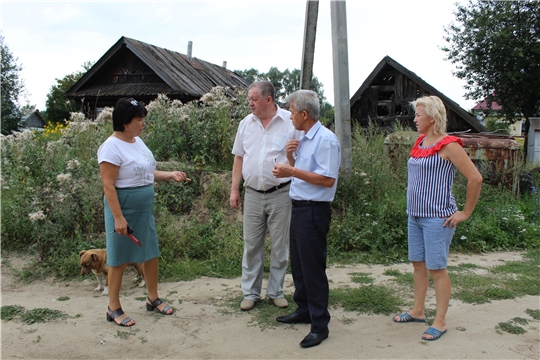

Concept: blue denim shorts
[[408, 216, 455, 270]]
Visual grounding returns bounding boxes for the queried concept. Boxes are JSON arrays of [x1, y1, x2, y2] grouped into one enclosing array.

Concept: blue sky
[[1, 0, 474, 112]]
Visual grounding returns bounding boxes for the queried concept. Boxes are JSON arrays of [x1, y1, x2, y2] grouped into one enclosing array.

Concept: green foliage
[[1, 86, 539, 282], [234, 67, 328, 106], [143, 87, 250, 169], [44, 61, 93, 124], [328, 125, 409, 261], [485, 118, 510, 135], [329, 285, 404, 315], [442, 0, 540, 120], [525, 308, 540, 320], [20, 308, 68, 324], [1, 305, 25, 321], [1, 35, 25, 135], [497, 321, 526, 335]]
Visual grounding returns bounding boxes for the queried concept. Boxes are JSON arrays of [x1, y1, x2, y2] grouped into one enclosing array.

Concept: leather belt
[[249, 180, 291, 194], [292, 200, 330, 207]]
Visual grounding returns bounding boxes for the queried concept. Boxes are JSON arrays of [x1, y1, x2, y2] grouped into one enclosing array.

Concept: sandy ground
[[1, 251, 539, 360]]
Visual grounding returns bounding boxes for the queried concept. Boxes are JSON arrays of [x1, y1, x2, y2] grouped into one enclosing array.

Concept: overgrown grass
[[2, 89, 539, 285], [382, 249, 540, 305], [1, 306, 69, 324]]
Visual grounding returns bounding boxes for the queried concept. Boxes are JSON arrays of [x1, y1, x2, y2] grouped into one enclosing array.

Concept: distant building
[[350, 56, 487, 133], [65, 36, 249, 119], [471, 99, 525, 136], [20, 110, 45, 130]]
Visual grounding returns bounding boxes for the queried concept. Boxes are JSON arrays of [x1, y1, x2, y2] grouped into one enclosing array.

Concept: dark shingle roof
[[66, 36, 248, 99]]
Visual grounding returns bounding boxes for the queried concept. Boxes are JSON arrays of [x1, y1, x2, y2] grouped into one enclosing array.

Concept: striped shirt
[[407, 135, 461, 217]]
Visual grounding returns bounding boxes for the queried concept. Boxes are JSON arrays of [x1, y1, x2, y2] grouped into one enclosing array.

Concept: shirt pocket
[[272, 132, 289, 152]]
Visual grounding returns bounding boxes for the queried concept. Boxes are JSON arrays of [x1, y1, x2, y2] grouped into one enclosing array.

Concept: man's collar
[[303, 121, 322, 139]]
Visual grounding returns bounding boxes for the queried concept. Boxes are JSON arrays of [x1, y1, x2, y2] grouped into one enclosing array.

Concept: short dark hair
[[248, 81, 276, 103], [112, 98, 148, 132]]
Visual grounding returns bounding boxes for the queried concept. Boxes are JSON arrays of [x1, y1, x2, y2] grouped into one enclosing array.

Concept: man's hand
[[230, 189, 241, 209], [286, 140, 300, 157], [272, 163, 295, 178]]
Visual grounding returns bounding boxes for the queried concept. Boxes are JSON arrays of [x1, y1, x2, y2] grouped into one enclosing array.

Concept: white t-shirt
[[232, 106, 303, 191], [97, 136, 156, 188]]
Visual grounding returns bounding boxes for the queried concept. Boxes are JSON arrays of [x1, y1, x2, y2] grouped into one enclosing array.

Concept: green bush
[[1, 88, 539, 281]]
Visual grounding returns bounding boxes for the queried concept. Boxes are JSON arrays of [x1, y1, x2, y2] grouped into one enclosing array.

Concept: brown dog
[[79, 249, 145, 296]]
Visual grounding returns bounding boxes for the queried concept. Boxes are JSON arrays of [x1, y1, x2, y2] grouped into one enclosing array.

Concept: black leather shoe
[[300, 329, 329, 348], [276, 311, 311, 324]]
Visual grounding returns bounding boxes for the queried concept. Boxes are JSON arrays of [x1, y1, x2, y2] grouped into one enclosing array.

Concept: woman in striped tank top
[[392, 96, 483, 341]]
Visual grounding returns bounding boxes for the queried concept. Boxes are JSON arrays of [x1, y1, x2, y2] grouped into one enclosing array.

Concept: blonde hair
[[411, 96, 447, 135]]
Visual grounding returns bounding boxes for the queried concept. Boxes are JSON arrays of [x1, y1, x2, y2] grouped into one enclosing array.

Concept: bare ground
[[1, 251, 539, 360]]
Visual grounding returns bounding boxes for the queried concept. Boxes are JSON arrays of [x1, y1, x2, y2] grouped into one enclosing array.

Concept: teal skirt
[[104, 185, 160, 266]]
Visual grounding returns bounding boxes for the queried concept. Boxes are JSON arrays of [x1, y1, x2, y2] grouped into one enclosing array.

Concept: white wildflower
[[67, 159, 80, 170], [371, 221, 378, 226], [502, 217, 508, 221], [57, 173, 72, 182], [29, 210, 46, 222], [201, 93, 214, 104], [521, 228, 526, 233], [69, 112, 85, 122], [95, 107, 113, 124], [366, 213, 371, 217], [359, 172, 367, 177], [461, 236, 467, 240]]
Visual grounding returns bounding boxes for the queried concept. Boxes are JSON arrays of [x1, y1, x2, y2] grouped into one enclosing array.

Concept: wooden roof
[[350, 56, 487, 133], [65, 36, 249, 112], [21, 110, 45, 129]]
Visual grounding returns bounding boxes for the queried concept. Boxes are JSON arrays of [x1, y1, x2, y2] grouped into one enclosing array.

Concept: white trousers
[[241, 185, 291, 300]]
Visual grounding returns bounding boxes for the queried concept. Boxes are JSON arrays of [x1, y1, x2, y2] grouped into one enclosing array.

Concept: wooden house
[[20, 110, 45, 130], [65, 36, 249, 118], [471, 99, 525, 136], [350, 56, 487, 133]]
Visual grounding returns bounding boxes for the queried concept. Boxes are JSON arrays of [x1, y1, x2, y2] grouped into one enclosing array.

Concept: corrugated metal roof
[[66, 36, 248, 99]]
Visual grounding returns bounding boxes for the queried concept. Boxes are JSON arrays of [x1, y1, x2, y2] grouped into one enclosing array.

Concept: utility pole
[[300, 0, 319, 90], [331, 0, 352, 172]]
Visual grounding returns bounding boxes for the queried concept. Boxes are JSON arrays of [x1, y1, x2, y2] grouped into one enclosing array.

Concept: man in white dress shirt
[[230, 81, 302, 311]]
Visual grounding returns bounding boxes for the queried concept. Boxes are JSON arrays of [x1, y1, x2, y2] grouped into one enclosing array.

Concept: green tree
[[1, 35, 25, 135], [44, 61, 93, 124], [442, 0, 540, 127], [234, 66, 328, 107]]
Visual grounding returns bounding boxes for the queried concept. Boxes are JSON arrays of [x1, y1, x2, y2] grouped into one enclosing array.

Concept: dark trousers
[[290, 202, 331, 333]]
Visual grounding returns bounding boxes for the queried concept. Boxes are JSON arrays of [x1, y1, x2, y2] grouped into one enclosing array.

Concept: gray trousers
[[241, 184, 291, 300]]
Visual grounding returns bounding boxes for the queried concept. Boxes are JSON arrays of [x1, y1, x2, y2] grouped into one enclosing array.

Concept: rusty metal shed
[[384, 131, 522, 192]]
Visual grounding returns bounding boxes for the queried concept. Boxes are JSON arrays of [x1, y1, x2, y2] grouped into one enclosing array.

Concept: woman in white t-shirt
[[98, 98, 190, 327]]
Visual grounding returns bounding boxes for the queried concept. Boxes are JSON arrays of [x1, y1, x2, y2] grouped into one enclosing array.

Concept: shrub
[[1, 87, 538, 280]]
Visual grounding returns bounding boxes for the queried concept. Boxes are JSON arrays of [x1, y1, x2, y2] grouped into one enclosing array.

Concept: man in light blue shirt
[[272, 90, 340, 348]]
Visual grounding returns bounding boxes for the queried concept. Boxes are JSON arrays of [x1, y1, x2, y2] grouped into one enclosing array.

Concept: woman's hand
[[154, 170, 191, 182], [169, 171, 191, 182], [114, 216, 129, 235], [443, 211, 470, 228]]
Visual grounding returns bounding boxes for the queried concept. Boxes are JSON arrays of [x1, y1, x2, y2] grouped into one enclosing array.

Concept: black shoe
[[276, 311, 311, 324], [300, 329, 329, 348]]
